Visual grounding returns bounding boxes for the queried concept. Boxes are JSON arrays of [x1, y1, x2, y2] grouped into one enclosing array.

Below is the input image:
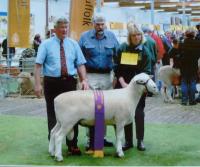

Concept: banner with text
[[70, 0, 95, 41], [8, 0, 30, 48]]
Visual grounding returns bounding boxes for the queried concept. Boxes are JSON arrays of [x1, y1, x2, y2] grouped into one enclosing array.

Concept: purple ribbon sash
[[94, 90, 105, 155]]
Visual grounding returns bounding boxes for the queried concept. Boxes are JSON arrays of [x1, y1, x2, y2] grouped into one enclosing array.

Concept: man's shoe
[[137, 140, 146, 151], [104, 139, 113, 147], [122, 143, 133, 151], [68, 146, 82, 155]]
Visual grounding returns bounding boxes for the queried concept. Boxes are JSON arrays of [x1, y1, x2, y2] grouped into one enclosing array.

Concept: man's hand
[[34, 84, 42, 98], [81, 79, 89, 90]]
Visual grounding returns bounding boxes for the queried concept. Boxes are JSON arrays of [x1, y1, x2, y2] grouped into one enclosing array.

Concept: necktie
[[60, 40, 68, 76]]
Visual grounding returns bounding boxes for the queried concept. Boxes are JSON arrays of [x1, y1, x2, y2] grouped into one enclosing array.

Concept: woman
[[114, 22, 151, 151], [33, 34, 41, 55]]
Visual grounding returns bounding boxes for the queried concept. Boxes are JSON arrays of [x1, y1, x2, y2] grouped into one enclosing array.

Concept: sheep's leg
[[54, 125, 73, 161], [115, 123, 125, 158], [54, 127, 64, 161], [161, 86, 169, 103], [49, 122, 60, 157], [67, 128, 74, 141], [166, 85, 174, 103]]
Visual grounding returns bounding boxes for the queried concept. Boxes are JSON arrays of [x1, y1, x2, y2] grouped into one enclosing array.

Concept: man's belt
[[44, 75, 77, 81], [87, 67, 111, 74]]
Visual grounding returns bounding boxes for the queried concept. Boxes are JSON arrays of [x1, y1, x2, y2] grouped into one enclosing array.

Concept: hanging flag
[[8, 0, 30, 48], [69, 0, 95, 41]]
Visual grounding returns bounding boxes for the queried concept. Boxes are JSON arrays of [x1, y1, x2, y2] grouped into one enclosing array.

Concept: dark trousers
[[43, 76, 78, 148], [124, 94, 146, 144], [181, 77, 196, 104]]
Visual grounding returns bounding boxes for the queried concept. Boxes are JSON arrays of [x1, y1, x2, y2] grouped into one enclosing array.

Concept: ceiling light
[[189, 3, 200, 7], [160, 4, 177, 7], [104, 2, 119, 8], [121, 6, 145, 9], [169, 0, 180, 2], [134, 0, 151, 4], [154, 9, 165, 12], [177, 8, 192, 11], [191, 11, 200, 13], [166, 12, 179, 14]]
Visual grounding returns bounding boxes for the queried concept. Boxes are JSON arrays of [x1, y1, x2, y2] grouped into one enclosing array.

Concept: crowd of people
[[0, 34, 42, 68], [31, 15, 199, 155]]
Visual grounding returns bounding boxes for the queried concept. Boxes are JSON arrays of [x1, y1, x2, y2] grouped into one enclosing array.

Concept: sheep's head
[[17, 72, 31, 84], [133, 73, 158, 94]]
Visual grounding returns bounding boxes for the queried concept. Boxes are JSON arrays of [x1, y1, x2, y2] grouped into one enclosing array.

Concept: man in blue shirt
[[79, 13, 119, 151], [34, 18, 89, 155]]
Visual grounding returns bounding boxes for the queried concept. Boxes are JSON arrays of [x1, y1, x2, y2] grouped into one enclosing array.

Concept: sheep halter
[[93, 90, 105, 158]]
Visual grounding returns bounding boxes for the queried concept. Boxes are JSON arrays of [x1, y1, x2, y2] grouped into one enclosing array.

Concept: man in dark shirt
[[195, 23, 200, 40], [2, 38, 15, 67]]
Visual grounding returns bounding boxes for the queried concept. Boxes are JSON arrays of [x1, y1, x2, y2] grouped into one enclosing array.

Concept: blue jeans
[[6, 53, 14, 67], [181, 78, 196, 104]]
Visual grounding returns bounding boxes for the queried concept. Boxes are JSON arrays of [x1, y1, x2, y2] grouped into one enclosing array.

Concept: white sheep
[[17, 72, 43, 95], [49, 73, 158, 161], [158, 65, 180, 103], [17, 72, 35, 95]]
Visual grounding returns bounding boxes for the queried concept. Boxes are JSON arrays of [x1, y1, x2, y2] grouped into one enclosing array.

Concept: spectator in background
[[149, 28, 165, 63], [195, 23, 200, 40], [168, 38, 181, 98], [168, 38, 181, 69], [179, 29, 200, 105], [2, 38, 15, 67], [162, 31, 172, 65], [142, 26, 157, 78], [196, 58, 200, 103], [147, 26, 165, 90], [33, 34, 41, 56]]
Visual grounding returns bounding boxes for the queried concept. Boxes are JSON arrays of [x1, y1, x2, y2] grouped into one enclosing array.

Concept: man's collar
[[54, 35, 66, 42]]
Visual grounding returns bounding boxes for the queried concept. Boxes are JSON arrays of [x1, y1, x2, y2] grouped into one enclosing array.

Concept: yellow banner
[[110, 22, 124, 30], [121, 52, 139, 65], [70, 0, 95, 41], [8, 0, 30, 48]]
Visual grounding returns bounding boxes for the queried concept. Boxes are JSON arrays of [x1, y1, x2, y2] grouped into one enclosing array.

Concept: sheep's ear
[[149, 75, 153, 79]]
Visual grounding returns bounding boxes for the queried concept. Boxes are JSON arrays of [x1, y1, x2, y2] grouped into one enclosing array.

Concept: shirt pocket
[[84, 45, 96, 58], [104, 44, 114, 57], [46, 49, 59, 66]]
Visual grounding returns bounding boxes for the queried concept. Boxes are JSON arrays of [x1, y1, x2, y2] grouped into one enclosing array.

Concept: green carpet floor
[[0, 115, 200, 166]]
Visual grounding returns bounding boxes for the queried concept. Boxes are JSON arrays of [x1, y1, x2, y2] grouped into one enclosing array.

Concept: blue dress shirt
[[36, 36, 86, 77], [79, 29, 119, 70]]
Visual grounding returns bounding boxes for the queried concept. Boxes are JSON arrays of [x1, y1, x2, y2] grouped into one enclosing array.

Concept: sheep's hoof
[[55, 155, 63, 162], [49, 150, 55, 157], [116, 151, 124, 158], [164, 99, 169, 103], [85, 150, 94, 154], [169, 100, 174, 104]]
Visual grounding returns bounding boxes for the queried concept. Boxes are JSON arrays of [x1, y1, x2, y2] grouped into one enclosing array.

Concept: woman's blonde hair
[[127, 22, 145, 45]]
